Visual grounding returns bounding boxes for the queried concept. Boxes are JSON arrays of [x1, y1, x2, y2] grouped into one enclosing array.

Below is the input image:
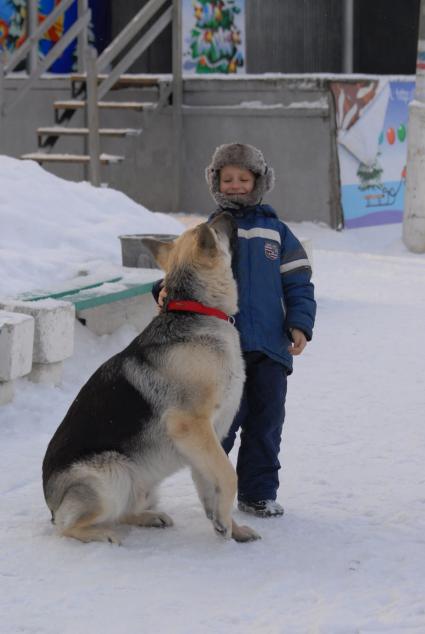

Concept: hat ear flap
[[264, 166, 275, 193]]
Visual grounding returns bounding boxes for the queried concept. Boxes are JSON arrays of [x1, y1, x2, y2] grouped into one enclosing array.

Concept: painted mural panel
[[0, 0, 110, 72], [182, 0, 246, 74], [331, 78, 415, 229]]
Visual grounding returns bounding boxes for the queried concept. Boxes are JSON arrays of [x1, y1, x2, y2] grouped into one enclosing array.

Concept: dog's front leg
[[167, 409, 236, 539], [191, 467, 216, 520]]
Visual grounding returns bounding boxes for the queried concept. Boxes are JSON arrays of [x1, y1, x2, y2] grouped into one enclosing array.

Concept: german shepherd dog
[[42, 213, 260, 544]]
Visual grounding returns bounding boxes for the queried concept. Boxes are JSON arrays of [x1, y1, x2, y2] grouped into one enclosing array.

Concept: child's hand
[[158, 287, 168, 310], [288, 328, 307, 356]]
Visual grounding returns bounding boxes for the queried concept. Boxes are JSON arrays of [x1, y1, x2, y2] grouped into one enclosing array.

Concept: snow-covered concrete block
[[0, 380, 14, 405], [0, 311, 35, 381], [77, 294, 157, 336], [0, 299, 75, 364]]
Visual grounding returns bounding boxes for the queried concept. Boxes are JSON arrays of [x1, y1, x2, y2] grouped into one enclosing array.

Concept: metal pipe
[[343, 0, 354, 73], [86, 47, 101, 187], [77, 0, 89, 73], [172, 0, 183, 213], [27, 0, 38, 74]]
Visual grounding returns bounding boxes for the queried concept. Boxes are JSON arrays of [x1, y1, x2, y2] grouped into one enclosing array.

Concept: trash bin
[[119, 234, 178, 268]]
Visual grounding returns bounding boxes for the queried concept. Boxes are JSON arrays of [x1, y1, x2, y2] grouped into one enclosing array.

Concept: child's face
[[219, 165, 255, 197]]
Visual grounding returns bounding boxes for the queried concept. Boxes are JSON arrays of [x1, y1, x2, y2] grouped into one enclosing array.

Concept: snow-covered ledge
[[0, 311, 35, 405]]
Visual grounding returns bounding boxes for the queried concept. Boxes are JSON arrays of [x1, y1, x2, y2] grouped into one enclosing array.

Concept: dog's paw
[[149, 512, 174, 528], [231, 522, 261, 543], [213, 520, 232, 540], [106, 532, 122, 545], [124, 510, 173, 528], [62, 526, 121, 545]]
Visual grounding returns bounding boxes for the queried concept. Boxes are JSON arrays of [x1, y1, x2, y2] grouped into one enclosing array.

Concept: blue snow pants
[[222, 351, 288, 502]]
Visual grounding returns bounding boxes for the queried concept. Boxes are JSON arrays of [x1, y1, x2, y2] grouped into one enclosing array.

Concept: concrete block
[[0, 299, 75, 363], [29, 361, 63, 386], [0, 380, 15, 406], [77, 294, 157, 336], [0, 311, 35, 381]]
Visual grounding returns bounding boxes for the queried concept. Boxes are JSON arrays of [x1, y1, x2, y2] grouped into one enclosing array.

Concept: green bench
[[19, 274, 160, 311], [17, 270, 163, 336]]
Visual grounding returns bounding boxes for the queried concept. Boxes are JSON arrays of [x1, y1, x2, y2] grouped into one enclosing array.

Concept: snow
[[1, 157, 425, 633], [0, 156, 183, 297]]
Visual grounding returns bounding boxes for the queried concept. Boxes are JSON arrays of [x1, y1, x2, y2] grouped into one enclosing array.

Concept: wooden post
[[77, 0, 89, 72], [172, 0, 183, 213], [85, 47, 101, 187], [27, 0, 38, 74], [403, 0, 425, 252]]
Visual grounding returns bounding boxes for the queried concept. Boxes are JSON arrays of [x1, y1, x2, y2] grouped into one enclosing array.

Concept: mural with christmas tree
[[183, 0, 245, 74]]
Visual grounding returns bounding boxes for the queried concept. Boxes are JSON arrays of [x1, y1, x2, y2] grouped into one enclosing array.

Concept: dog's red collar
[[166, 300, 235, 324]]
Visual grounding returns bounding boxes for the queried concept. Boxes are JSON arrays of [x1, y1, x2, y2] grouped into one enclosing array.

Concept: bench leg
[[29, 361, 63, 386], [0, 381, 15, 406]]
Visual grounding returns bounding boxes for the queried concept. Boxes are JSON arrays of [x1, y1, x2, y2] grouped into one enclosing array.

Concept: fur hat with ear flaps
[[205, 142, 275, 209]]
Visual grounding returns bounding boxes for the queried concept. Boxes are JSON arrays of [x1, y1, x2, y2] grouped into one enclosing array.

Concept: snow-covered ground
[[1, 157, 425, 633]]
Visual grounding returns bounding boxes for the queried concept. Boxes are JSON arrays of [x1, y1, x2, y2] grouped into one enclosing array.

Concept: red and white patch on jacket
[[264, 241, 279, 260]]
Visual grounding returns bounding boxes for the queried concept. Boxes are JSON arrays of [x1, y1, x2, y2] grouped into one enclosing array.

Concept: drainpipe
[[172, 0, 183, 213], [343, 0, 354, 74], [403, 0, 425, 252]]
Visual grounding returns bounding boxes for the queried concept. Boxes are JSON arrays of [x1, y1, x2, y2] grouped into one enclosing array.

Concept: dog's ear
[[141, 238, 174, 270], [197, 223, 217, 253], [209, 212, 236, 242]]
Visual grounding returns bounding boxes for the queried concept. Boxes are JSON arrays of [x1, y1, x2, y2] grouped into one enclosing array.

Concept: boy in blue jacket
[[155, 143, 316, 518]]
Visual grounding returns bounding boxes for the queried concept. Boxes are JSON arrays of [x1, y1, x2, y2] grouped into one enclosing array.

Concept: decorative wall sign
[[331, 78, 415, 229], [182, 0, 246, 74], [0, 0, 108, 72]]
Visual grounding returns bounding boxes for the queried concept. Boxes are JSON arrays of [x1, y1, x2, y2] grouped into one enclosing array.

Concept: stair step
[[37, 126, 142, 138], [21, 152, 125, 165], [53, 100, 156, 111], [70, 74, 161, 88]]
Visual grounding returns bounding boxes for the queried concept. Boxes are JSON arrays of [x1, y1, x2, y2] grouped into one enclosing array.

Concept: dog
[[42, 213, 260, 544]]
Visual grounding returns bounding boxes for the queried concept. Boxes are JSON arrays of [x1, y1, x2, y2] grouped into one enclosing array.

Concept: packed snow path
[[0, 156, 424, 632], [1, 232, 424, 633]]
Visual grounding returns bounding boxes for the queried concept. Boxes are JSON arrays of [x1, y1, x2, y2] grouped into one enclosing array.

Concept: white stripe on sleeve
[[280, 259, 311, 274], [238, 228, 281, 244]]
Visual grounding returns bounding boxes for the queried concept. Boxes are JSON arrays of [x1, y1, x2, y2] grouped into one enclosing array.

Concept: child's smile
[[219, 165, 255, 196]]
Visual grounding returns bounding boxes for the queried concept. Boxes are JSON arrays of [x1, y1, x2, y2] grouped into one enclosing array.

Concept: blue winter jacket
[[152, 204, 316, 374], [209, 204, 316, 374]]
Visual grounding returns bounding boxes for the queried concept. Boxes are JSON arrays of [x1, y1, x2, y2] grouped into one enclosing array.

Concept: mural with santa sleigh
[[331, 78, 415, 229]]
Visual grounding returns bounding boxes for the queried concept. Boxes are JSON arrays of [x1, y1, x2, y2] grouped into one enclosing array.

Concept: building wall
[[0, 76, 342, 227], [108, 0, 419, 74]]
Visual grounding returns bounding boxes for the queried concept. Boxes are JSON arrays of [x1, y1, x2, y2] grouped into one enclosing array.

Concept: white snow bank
[[1, 152, 425, 632], [0, 156, 184, 296]]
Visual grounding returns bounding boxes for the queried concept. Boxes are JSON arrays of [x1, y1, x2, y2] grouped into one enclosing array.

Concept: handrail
[[97, 5, 172, 100], [96, 0, 170, 74]]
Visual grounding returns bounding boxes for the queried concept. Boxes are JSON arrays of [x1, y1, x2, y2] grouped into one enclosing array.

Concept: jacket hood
[[205, 143, 275, 209]]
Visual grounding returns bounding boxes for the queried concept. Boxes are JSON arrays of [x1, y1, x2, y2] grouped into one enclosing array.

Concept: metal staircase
[[21, 73, 165, 173], [0, 0, 182, 191]]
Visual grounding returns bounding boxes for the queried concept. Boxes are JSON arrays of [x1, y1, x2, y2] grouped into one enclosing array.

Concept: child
[[154, 143, 316, 518]]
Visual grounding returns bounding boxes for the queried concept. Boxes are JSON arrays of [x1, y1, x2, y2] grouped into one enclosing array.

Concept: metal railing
[[0, 0, 182, 204], [82, 0, 181, 191]]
